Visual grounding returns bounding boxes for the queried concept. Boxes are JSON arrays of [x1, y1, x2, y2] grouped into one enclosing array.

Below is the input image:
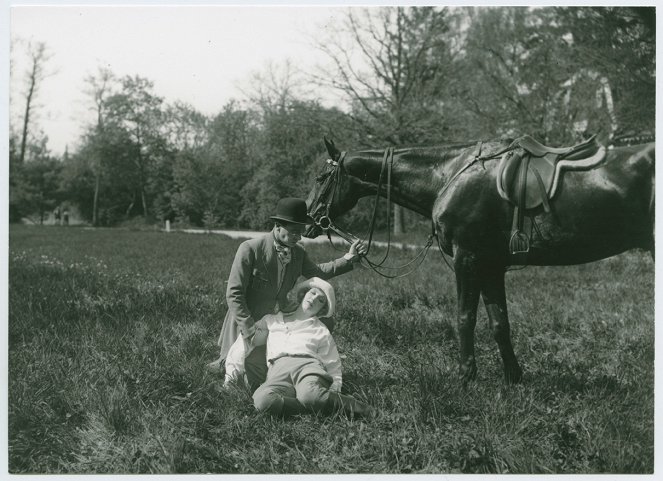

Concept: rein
[[310, 141, 515, 278], [311, 147, 433, 278]]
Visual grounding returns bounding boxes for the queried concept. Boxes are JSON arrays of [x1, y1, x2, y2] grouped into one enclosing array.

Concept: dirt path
[[177, 228, 422, 250]]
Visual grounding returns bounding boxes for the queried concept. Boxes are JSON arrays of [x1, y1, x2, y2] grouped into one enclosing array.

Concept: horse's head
[[303, 138, 363, 239]]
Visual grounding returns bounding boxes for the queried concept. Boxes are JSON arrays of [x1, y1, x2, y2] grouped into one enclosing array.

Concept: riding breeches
[[252, 356, 334, 416]]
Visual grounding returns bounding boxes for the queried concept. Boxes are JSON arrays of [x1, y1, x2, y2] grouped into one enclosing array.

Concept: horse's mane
[[358, 138, 511, 153], [348, 139, 513, 165]]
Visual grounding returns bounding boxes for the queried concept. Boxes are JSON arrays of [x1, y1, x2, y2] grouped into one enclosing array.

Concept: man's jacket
[[217, 232, 354, 360]]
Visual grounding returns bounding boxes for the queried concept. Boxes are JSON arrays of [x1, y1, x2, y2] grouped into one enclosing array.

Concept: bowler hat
[[270, 197, 314, 225]]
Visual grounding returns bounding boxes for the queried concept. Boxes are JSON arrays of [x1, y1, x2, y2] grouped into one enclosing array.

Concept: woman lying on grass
[[224, 277, 373, 419]]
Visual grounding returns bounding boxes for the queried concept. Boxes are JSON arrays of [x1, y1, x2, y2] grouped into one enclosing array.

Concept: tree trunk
[[92, 171, 100, 226], [126, 192, 136, 217], [19, 78, 35, 164], [393, 205, 405, 235], [141, 188, 148, 219], [19, 43, 48, 164], [600, 77, 618, 136]]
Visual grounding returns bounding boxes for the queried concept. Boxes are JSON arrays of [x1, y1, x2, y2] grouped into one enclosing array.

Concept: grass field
[[8, 225, 655, 474]]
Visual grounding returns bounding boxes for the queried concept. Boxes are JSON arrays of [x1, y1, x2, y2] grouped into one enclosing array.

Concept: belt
[[268, 353, 315, 365]]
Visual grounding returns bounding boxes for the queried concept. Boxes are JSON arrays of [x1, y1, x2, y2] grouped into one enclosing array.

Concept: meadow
[[8, 225, 654, 474]]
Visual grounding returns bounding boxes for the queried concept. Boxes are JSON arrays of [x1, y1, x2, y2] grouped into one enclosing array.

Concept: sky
[[8, 5, 349, 156]]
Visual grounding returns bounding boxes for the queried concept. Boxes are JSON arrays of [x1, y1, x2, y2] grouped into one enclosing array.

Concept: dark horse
[[304, 138, 654, 384]]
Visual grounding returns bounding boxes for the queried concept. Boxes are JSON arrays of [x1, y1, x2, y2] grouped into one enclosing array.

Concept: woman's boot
[[325, 392, 374, 419], [279, 396, 308, 417]]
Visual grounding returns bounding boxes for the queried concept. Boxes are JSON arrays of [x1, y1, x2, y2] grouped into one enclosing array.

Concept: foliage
[[452, 7, 655, 144], [239, 100, 356, 230], [552, 7, 655, 137], [103, 75, 170, 220], [170, 100, 280, 228], [8, 226, 654, 473], [9, 134, 63, 224], [315, 7, 457, 145]]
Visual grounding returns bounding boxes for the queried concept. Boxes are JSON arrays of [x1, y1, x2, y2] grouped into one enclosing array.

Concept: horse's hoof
[[504, 364, 523, 384]]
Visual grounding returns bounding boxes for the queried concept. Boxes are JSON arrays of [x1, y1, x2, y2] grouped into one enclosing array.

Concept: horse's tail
[[647, 144, 655, 259]]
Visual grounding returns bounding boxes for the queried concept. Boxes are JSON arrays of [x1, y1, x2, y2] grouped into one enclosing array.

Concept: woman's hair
[[283, 287, 301, 313], [283, 286, 327, 315]]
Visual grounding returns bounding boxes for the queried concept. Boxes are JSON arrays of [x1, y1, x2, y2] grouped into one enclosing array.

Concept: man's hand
[[347, 239, 367, 260]]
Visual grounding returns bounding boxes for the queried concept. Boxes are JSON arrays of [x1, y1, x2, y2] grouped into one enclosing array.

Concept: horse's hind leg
[[454, 248, 481, 385], [649, 187, 655, 260], [480, 264, 523, 384]]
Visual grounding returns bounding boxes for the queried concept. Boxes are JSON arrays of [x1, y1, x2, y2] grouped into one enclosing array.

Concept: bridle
[[307, 142, 513, 277], [307, 147, 435, 278], [307, 152, 350, 242]]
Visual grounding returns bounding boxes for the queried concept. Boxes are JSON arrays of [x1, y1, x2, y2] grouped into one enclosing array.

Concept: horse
[[304, 137, 655, 384]]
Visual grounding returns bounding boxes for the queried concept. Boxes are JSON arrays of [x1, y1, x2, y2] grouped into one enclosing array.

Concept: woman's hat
[[270, 197, 314, 225], [292, 277, 336, 318]]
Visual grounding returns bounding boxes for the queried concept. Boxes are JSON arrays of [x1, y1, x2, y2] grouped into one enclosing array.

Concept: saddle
[[496, 135, 606, 254]]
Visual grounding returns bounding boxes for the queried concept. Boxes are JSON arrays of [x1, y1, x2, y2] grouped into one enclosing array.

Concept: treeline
[[9, 7, 654, 230]]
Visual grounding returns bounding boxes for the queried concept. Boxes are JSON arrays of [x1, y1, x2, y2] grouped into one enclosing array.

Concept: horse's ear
[[323, 137, 341, 161]]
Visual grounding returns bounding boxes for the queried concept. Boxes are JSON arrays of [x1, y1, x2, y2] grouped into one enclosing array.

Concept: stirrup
[[509, 230, 530, 254]]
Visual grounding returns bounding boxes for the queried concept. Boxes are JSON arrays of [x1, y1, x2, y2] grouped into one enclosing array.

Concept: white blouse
[[224, 312, 343, 391]]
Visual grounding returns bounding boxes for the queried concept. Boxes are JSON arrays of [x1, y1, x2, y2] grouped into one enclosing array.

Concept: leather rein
[[308, 147, 434, 279], [308, 141, 520, 277]]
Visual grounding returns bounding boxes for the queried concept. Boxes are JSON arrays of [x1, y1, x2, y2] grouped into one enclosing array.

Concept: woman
[[225, 277, 373, 418]]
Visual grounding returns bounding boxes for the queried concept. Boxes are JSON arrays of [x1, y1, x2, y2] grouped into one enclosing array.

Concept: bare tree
[[312, 7, 455, 233], [239, 59, 309, 114], [18, 41, 53, 164], [84, 66, 116, 225]]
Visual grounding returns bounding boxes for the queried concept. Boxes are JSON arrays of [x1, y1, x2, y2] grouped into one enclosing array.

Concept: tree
[[163, 101, 210, 152], [314, 6, 456, 233], [17, 41, 53, 165], [451, 8, 568, 141], [241, 60, 309, 113], [452, 7, 655, 144], [154, 102, 211, 224], [166, 101, 254, 227], [104, 76, 166, 219], [553, 7, 655, 138], [315, 7, 455, 145], [83, 67, 116, 225], [63, 122, 143, 225], [13, 149, 62, 224], [59, 144, 95, 222]]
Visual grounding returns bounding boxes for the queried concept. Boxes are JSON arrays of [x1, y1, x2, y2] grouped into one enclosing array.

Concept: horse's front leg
[[480, 264, 522, 384], [454, 248, 481, 384]]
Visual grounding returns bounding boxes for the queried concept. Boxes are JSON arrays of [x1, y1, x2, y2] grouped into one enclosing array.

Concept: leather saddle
[[496, 135, 607, 254]]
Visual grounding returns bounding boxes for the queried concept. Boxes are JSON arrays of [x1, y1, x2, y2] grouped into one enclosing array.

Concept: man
[[207, 197, 366, 388]]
